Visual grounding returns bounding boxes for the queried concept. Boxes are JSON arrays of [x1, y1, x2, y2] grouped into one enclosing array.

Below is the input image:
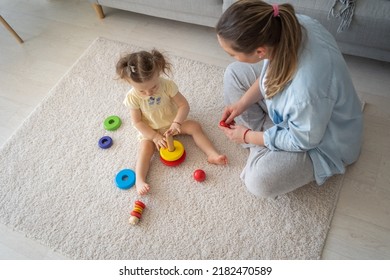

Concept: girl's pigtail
[[151, 49, 171, 77]]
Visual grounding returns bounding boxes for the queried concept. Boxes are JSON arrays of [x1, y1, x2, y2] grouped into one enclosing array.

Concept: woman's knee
[[224, 62, 261, 86], [224, 62, 240, 81], [243, 150, 314, 198], [244, 173, 277, 198], [243, 165, 313, 199]]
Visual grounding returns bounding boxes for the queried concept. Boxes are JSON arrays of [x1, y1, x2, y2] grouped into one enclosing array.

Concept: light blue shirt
[[261, 15, 363, 185]]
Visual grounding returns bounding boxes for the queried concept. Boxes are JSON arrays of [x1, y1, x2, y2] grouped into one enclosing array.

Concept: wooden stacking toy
[[159, 134, 186, 167], [219, 120, 236, 129], [129, 200, 146, 225]]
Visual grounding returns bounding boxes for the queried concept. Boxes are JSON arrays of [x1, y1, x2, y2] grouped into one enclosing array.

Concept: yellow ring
[[160, 140, 185, 161]]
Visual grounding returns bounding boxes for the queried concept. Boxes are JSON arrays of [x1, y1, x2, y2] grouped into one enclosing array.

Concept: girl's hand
[[152, 132, 167, 150], [219, 124, 248, 144], [165, 122, 181, 136]]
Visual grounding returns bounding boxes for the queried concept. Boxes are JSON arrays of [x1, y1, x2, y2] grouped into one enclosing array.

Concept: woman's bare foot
[[136, 181, 150, 195], [207, 154, 228, 165]]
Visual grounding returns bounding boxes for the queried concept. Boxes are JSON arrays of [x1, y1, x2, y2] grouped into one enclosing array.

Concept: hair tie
[[272, 4, 279, 17], [129, 65, 136, 73]]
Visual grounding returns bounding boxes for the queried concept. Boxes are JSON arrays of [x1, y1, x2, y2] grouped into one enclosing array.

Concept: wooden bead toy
[[104, 115, 122, 131], [129, 200, 146, 225], [115, 169, 136, 190], [219, 120, 236, 129], [193, 169, 206, 182], [159, 134, 186, 167]]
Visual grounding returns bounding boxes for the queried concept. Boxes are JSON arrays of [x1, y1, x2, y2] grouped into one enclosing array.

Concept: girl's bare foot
[[207, 154, 228, 165], [136, 181, 150, 195]]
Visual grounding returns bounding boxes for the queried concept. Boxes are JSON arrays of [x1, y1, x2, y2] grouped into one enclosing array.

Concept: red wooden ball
[[219, 120, 230, 128], [219, 120, 235, 129], [193, 169, 206, 182]]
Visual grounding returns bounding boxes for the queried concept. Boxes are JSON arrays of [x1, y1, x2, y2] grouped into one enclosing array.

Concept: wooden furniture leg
[[0, 15, 23, 44], [92, 4, 105, 19]]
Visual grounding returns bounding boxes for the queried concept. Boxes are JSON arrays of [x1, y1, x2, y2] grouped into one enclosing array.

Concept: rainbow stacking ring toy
[[115, 169, 136, 189], [159, 137, 186, 167], [104, 115, 122, 131], [129, 200, 146, 225]]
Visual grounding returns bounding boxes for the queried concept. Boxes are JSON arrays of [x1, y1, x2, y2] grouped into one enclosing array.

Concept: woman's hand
[[219, 124, 248, 144], [221, 79, 262, 124], [152, 132, 167, 150], [221, 101, 244, 124]]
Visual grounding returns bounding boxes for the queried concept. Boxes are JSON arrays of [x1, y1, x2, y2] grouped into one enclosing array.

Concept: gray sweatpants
[[224, 62, 315, 198]]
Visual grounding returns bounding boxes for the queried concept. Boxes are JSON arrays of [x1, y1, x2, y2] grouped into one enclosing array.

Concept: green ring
[[104, 115, 122, 131]]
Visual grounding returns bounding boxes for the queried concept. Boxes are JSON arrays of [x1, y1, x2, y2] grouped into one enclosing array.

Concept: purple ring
[[98, 136, 113, 149]]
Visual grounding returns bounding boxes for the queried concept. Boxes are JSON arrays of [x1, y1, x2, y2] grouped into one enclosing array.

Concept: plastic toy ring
[[104, 115, 122, 131], [115, 169, 136, 190], [160, 150, 186, 166], [98, 136, 113, 149], [159, 140, 185, 161]]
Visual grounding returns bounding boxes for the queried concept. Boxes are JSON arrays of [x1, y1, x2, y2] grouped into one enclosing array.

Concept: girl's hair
[[116, 49, 171, 83], [216, 0, 303, 98]]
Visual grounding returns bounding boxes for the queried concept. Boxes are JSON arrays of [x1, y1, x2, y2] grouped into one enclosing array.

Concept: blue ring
[[115, 169, 136, 190], [98, 136, 113, 149]]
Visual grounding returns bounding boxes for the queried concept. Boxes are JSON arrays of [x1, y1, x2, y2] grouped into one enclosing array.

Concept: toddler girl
[[116, 49, 227, 195]]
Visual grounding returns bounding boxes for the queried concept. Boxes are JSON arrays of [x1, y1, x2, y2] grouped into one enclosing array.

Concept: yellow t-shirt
[[123, 77, 179, 130]]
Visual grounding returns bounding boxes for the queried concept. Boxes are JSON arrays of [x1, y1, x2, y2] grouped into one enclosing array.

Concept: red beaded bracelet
[[243, 129, 252, 144]]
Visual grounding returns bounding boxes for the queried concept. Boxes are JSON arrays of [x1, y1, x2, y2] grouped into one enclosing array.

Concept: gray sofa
[[89, 0, 390, 62], [89, 0, 224, 27], [254, 0, 390, 63]]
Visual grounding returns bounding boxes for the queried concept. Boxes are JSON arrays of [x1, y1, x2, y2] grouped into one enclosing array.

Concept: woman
[[216, 0, 363, 198]]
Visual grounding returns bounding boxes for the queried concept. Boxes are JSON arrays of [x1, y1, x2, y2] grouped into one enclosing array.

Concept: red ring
[[135, 200, 145, 209], [131, 211, 142, 219], [160, 150, 186, 167]]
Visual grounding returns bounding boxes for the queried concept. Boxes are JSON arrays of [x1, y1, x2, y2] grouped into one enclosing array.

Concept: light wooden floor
[[1, 0, 389, 260]]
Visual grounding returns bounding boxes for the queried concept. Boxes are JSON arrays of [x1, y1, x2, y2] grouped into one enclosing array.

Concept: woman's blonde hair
[[216, 0, 303, 98], [116, 49, 171, 83]]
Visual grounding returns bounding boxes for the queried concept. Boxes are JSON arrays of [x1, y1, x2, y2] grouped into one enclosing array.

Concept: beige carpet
[[0, 37, 343, 260]]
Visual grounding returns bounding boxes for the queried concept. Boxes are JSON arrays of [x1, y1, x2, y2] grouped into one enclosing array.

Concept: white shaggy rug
[[0, 37, 343, 259]]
